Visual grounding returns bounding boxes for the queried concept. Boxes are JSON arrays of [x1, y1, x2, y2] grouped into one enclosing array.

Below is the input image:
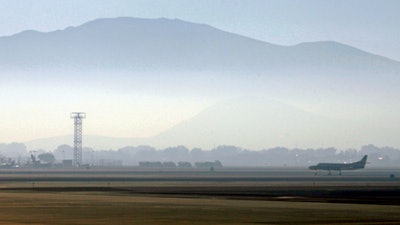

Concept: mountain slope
[[23, 98, 352, 150], [149, 98, 364, 149], [0, 17, 278, 73], [25, 97, 394, 150], [1, 17, 400, 78], [2, 17, 400, 149]]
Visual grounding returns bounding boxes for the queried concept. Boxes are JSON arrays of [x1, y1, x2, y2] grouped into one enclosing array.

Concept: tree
[[38, 152, 56, 164]]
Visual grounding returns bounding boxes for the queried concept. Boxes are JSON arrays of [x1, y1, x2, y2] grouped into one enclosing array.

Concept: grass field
[[1, 191, 400, 225], [0, 168, 399, 224]]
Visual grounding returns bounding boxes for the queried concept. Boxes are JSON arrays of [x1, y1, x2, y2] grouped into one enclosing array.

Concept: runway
[[0, 167, 398, 182], [0, 167, 399, 205]]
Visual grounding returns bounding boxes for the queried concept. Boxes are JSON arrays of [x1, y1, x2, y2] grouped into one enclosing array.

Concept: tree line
[[1, 143, 399, 167]]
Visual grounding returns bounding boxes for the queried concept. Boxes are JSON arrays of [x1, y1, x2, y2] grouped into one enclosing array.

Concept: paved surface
[[0, 167, 399, 205]]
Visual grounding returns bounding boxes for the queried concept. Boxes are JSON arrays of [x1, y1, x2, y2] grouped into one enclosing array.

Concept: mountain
[[133, 97, 393, 149], [2, 17, 400, 77], [2, 17, 400, 149], [26, 97, 340, 150], [150, 98, 339, 149], [25, 97, 396, 150], [0, 17, 276, 73], [2, 17, 400, 97]]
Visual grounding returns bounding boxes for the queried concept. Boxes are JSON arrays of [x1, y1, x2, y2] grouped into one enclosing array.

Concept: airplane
[[308, 155, 368, 175]]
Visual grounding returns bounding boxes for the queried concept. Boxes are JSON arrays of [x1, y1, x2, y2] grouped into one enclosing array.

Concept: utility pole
[[71, 112, 86, 167]]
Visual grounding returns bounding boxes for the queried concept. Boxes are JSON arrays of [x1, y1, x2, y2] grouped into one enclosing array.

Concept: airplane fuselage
[[308, 155, 367, 175]]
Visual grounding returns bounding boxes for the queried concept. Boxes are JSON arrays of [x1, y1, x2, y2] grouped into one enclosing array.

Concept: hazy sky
[[1, 0, 399, 149], [1, 0, 399, 60]]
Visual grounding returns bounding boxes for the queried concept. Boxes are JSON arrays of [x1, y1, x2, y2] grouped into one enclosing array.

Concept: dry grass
[[0, 190, 399, 225], [0, 169, 398, 224]]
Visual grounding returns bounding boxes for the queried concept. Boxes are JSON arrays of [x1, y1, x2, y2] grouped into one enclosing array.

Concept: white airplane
[[309, 155, 368, 175]]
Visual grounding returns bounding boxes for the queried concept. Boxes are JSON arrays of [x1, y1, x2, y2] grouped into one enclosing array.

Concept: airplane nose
[[309, 166, 316, 170]]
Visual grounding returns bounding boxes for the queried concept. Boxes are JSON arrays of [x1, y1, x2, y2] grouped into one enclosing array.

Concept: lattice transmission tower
[[71, 112, 86, 167]]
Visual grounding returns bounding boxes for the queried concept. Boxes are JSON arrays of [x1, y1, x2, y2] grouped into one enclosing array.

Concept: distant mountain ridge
[[1, 17, 400, 77], [25, 97, 386, 150], [3, 17, 400, 149]]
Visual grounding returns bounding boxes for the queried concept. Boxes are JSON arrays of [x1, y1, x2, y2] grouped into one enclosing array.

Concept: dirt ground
[[0, 191, 400, 225]]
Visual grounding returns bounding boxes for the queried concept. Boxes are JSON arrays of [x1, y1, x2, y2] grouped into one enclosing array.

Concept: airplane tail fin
[[359, 155, 368, 168]]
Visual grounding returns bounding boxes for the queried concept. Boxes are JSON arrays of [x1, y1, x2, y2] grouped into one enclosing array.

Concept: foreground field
[[1, 191, 400, 225], [0, 168, 399, 224]]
